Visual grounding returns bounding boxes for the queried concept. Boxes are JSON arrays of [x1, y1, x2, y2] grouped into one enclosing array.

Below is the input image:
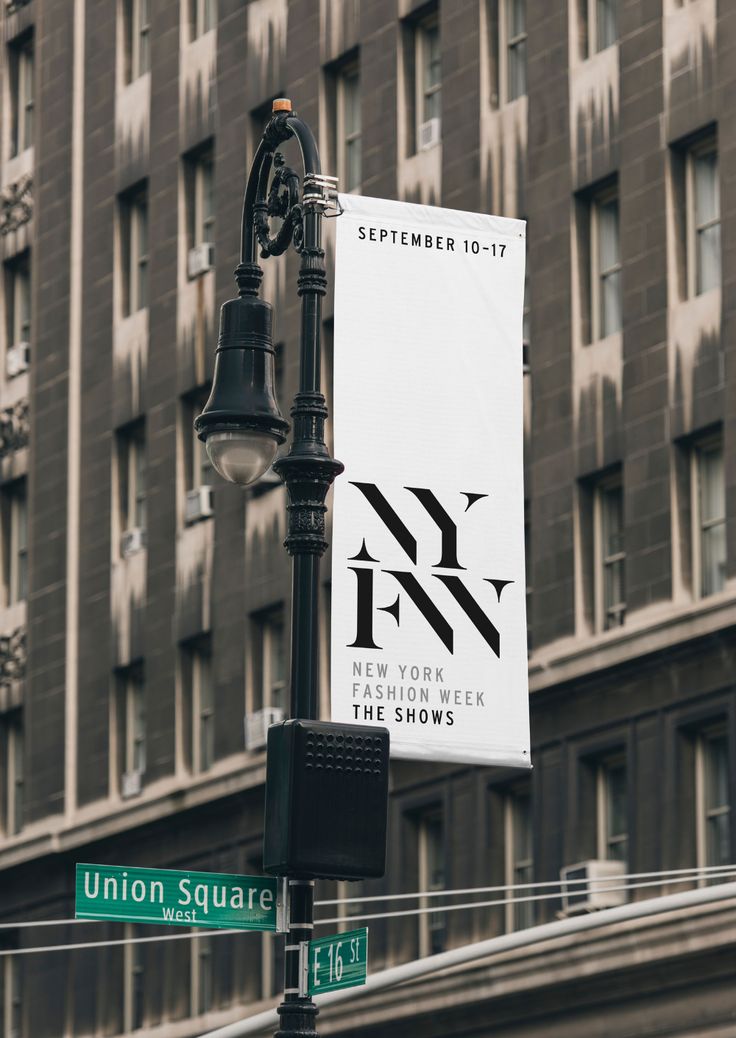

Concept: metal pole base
[[274, 1000, 319, 1038]]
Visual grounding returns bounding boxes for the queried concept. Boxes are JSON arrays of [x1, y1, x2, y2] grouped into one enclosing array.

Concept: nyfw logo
[[347, 483, 513, 656]]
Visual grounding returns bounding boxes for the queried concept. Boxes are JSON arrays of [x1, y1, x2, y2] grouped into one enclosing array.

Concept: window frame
[[5, 252, 31, 351], [2, 711, 23, 837], [190, 932, 213, 1016], [123, 923, 145, 1032], [695, 722, 730, 880], [9, 33, 34, 158], [120, 185, 149, 318], [593, 474, 625, 632], [589, 185, 621, 342], [124, 0, 151, 84], [2, 955, 22, 1038], [250, 607, 287, 715], [192, 644, 214, 774], [125, 668, 146, 776], [183, 389, 214, 494], [503, 783, 534, 931], [587, 0, 618, 55], [115, 664, 146, 788], [595, 751, 628, 862], [117, 422, 146, 539], [186, 146, 215, 255], [335, 60, 361, 194], [416, 805, 446, 957], [190, 0, 216, 40], [500, 0, 527, 104], [2, 480, 28, 607], [691, 433, 726, 600], [245, 852, 283, 999], [686, 138, 720, 298], [414, 10, 441, 149]]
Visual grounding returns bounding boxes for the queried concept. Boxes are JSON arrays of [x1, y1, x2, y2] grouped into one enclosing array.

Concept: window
[[1, 956, 22, 1038], [9, 34, 33, 157], [595, 476, 625, 630], [692, 436, 725, 598], [191, 933, 213, 1015], [2, 480, 28, 607], [596, 752, 627, 862], [687, 141, 720, 296], [416, 807, 446, 956], [2, 711, 23, 836], [695, 724, 730, 876], [250, 607, 286, 715], [588, 0, 617, 53], [183, 390, 215, 499], [503, 0, 527, 101], [247, 854, 283, 998], [117, 422, 146, 543], [123, 0, 150, 82], [186, 642, 214, 774], [590, 188, 621, 340], [120, 185, 149, 316], [116, 664, 146, 786], [189, 0, 216, 39], [4, 252, 31, 355], [185, 146, 215, 257], [338, 878, 366, 930], [414, 11, 441, 151], [335, 62, 361, 193], [124, 924, 145, 1031], [504, 785, 534, 930]]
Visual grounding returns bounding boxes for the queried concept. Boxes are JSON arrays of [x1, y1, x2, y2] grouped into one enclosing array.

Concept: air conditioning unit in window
[[560, 859, 627, 915], [417, 117, 441, 152], [6, 341, 30, 379], [121, 768, 143, 799], [244, 706, 285, 752], [188, 242, 215, 278], [185, 485, 214, 524], [120, 526, 146, 559]]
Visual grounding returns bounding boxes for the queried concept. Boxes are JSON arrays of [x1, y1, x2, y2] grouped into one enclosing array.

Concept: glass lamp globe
[[206, 430, 279, 486]]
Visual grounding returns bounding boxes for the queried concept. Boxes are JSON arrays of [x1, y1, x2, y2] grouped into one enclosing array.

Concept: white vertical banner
[[330, 194, 529, 768]]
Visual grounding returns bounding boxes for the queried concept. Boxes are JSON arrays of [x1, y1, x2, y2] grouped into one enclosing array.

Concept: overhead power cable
[[315, 863, 736, 905], [2, 862, 732, 932], [1, 868, 735, 956]]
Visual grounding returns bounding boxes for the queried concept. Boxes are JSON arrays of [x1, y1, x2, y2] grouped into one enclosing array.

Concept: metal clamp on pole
[[276, 877, 290, 934], [298, 941, 310, 999], [302, 173, 341, 215]]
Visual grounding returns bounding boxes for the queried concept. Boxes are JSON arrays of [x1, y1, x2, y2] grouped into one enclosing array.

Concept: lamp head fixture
[[194, 294, 289, 486]]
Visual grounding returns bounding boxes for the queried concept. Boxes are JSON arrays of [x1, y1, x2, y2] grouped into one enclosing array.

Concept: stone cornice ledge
[[529, 591, 736, 694], [317, 896, 736, 1034], [0, 753, 267, 873]]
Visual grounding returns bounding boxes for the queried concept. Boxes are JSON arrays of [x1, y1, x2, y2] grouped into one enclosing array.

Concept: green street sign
[[305, 928, 368, 996], [76, 863, 279, 931]]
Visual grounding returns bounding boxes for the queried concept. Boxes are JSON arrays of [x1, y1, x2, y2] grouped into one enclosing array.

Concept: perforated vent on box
[[304, 730, 384, 774]]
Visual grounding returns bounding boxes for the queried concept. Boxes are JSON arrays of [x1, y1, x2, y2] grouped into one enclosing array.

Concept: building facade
[[1, 0, 735, 1035]]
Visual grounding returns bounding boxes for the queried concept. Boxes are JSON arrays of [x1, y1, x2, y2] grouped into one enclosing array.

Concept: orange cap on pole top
[[272, 98, 292, 112]]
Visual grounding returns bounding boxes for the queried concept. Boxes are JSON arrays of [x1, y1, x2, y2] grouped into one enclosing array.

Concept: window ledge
[[0, 753, 266, 874], [529, 588, 736, 693], [2, 147, 33, 187]]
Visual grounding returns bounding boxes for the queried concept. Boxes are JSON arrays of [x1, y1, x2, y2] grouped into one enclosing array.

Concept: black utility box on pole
[[264, 720, 390, 880]]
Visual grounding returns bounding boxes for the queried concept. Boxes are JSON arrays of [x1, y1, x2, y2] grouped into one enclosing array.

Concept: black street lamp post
[[195, 99, 343, 1038]]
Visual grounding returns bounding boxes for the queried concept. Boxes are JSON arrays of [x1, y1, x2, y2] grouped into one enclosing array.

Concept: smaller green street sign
[[76, 863, 279, 931], [305, 927, 368, 996]]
